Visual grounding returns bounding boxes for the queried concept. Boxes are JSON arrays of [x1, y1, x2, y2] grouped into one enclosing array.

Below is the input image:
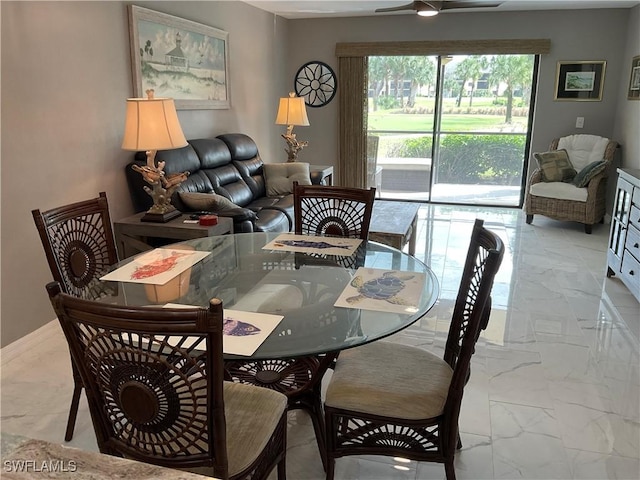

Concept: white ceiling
[[244, 0, 640, 19]]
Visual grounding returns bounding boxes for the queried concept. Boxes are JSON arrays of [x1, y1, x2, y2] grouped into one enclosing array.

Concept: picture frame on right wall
[[554, 61, 606, 101], [628, 55, 640, 100]]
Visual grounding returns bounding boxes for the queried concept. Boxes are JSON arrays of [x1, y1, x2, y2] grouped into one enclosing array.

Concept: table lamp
[[275, 92, 310, 162], [122, 89, 189, 222]]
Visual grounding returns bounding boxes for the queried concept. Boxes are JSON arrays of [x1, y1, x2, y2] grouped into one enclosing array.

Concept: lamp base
[[140, 209, 182, 223]]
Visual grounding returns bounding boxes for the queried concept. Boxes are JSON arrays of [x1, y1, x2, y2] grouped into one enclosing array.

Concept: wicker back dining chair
[[323, 218, 504, 480], [32, 191, 119, 441], [47, 282, 287, 480], [224, 182, 376, 468], [293, 182, 376, 238]]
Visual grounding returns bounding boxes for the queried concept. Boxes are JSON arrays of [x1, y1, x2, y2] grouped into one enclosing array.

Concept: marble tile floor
[[1, 205, 639, 479]]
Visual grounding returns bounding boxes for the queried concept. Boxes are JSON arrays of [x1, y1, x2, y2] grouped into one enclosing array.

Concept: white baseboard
[[1, 319, 59, 368]]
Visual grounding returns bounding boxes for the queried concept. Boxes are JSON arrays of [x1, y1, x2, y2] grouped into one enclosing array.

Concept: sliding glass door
[[367, 54, 537, 207]]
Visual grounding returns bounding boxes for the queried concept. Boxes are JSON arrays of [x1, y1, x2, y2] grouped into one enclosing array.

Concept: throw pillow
[[534, 149, 577, 183], [572, 160, 607, 188], [179, 192, 238, 212], [264, 162, 312, 196]]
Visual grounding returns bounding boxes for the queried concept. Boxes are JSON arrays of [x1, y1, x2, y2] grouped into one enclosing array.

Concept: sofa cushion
[[218, 133, 259, 161], [150, 144, 202, 175], [234, 157, 267, 200], [534, 149, 576, 183], [264, 163, 312, 196], [179, 192, 239, 212], [188, 138, 232, 169], [572, 160, 607, 188]]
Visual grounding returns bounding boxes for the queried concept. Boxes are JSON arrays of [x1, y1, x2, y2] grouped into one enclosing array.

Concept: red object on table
[[199, 215, 218, 226]]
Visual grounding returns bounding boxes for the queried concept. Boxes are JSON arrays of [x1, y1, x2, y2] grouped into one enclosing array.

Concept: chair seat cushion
[[223, 381, 287, 476], [325, 341, 453, 420], [529, 181, 588, 202]]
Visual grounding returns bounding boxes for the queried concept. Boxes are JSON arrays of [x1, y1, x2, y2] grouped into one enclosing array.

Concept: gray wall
[[613, 5, 640, 168], [2, 2, 639, 347], [1, 1, 289, 347]]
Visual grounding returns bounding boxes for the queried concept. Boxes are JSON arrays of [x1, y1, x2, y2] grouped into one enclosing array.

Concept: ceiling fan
[[375, 1, 504, 17]]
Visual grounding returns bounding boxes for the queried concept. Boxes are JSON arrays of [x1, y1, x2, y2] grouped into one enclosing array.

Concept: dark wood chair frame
[[323, 218, 505, 480], [46, 283, 287, 480], [224, 182, 376, 469], [32, 191, 119, 441]]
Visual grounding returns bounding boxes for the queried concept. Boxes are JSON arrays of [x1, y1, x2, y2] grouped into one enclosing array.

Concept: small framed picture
[[628, 55, 640, 100], [554, 61, 606, 101]]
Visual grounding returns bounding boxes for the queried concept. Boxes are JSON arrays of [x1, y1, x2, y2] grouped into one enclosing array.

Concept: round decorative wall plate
[[294, 61, 337, 107]]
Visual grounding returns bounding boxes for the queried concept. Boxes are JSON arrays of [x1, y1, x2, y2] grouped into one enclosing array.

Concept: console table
[[607, 168, 640, 302], [114, 212, 233, 259]]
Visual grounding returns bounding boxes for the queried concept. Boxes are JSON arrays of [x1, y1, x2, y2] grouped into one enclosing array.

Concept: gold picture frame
[[628, 55, 640, 100], [128, 5, 230, 110], [554, 61, 606, 102]]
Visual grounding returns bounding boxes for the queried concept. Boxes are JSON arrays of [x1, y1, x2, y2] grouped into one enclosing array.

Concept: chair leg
[[64, 380, 82, 441], [325, 457, 335, 480], [584, 224, 592, 234], [526, 214, 533, 224], [308, 388, 327, 471], [444, 459, 457, 480], [277, 457, 286, 480]]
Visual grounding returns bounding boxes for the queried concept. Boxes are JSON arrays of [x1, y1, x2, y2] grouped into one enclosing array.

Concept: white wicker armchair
[[525, 135, 618, 234]]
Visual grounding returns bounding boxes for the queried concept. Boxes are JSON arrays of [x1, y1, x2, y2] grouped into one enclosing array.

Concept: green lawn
[[369, 113, 528, 132], [368, 94, 529, 132]]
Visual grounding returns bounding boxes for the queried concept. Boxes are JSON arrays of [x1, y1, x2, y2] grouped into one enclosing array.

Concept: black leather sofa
[[126, 133, 295, 233]]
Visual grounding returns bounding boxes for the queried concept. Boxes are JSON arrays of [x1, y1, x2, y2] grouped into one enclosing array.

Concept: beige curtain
[[337, 56, 368, 188], [335, 39, 551, 189]]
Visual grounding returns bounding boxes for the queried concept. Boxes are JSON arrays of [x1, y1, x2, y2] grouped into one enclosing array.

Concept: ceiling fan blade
[[375, 1, 502, 15], [375, 1, 420, 13], [440, 1, 504, 10]]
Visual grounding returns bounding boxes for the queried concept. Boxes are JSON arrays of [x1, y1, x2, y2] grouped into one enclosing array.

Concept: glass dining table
[[96, 231, 439, 467], [97, 232, 440, 361]]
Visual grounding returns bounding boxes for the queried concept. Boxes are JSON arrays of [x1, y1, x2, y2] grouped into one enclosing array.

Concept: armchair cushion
[[529, 181, 588, 202], [557, 134, 609, 171], [572, 160, 607, 188], [264, 162, 312, 196], [534, 149, 576, 183], [179, 191, 238, 211]]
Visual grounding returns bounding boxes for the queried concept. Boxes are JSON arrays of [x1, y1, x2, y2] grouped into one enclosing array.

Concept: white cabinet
[[607, 168, 640, 301]]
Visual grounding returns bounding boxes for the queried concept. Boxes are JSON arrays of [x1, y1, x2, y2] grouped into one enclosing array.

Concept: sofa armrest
[[258, 206, 293, 231], [216, 207, 258, 223]]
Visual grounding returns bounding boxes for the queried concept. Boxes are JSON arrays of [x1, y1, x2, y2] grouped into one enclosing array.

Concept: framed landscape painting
[[628, 55, 640, 100], [554, 61, 606, 101], [128, 5, 230, 110]]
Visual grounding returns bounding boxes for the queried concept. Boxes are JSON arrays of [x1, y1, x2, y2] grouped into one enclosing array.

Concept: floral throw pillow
[[534, 149, 577, 183]]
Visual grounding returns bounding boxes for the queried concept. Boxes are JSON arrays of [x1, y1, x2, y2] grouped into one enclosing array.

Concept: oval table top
[[97, 232, 439, 361]]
